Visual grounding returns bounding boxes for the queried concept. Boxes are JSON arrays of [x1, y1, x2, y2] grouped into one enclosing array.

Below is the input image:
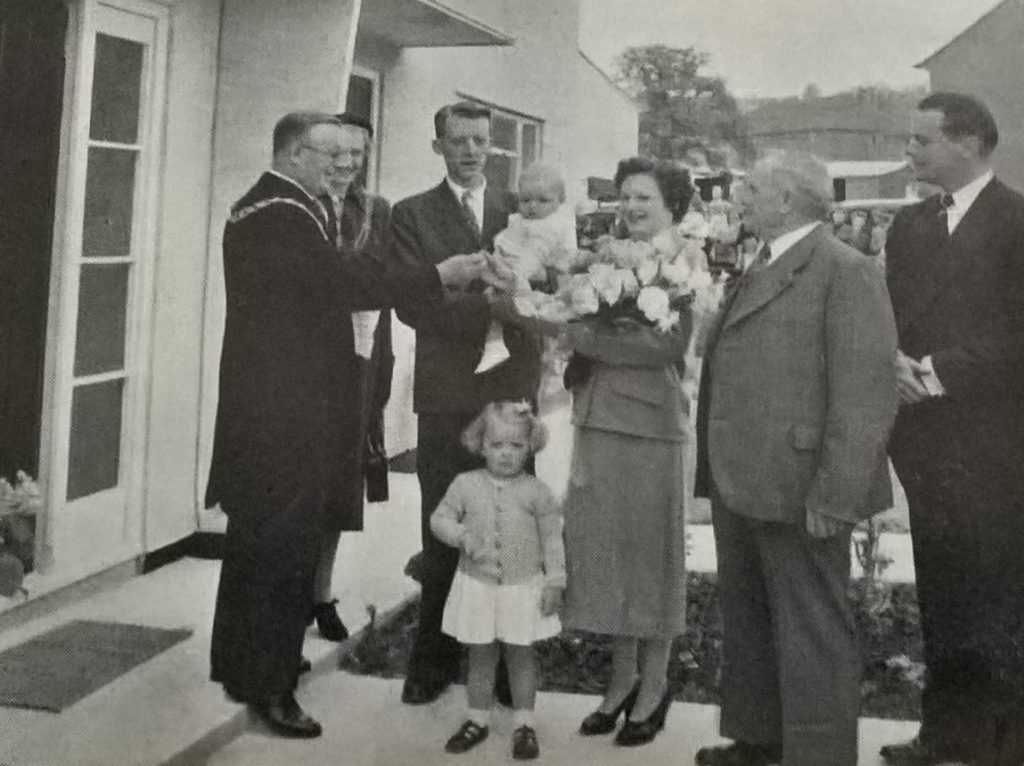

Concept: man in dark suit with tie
[[694, 150, 898, 766], [391, 101, 542, 705], [880, 93, 1024, 766]]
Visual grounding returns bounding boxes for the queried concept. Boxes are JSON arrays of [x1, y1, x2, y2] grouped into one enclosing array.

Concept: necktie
[[937, 193, 955, 236], [461, 189, 480, 237]]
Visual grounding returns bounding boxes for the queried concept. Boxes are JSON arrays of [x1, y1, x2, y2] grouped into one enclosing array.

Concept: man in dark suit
[[694, 150, 898, 766], [391, 101, 542, 705], [880, 93, 1024, 766], [206, 112, 448, 737]]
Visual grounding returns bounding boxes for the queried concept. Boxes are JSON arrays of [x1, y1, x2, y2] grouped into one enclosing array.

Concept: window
[[462, 99, 543, 193]]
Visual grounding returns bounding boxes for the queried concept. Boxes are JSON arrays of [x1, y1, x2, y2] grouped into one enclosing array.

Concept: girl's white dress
[[430, 470, 565, 646]]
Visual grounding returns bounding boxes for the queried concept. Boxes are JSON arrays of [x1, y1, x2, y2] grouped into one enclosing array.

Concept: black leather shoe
[[252, 693, 322, 738], [401, 675, 451, 705], [512, 725, 540, 760], [579, 682, 640, 735], [444, 720, 489, 753], [614, 687, 672, 747], [879, 737, 959, 765], [313, 600, 349, 642], [695, 740, 783, 766]]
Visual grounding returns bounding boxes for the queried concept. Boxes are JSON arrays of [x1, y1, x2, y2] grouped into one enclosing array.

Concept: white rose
[[650, 229, 678, 258], [616, 268, 640, 298], [513, 295, 539, 318], [660, 256, 693, 286], [657, 309, 680, 333], [637, 286, 671, 325], [635, 258, 659, 285], [588, 263, 622, 305], [678, 212, 709, 239], [569, 283, 600, 315]]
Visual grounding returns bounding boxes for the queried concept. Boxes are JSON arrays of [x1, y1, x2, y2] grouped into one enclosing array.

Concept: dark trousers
[[407, 412, 484, 683], [210, 494, 321, 703], [712, 498, 860, 766], [893, 429, 1024, 765]]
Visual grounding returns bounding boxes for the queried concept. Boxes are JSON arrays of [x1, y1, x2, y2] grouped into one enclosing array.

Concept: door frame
[[36, 0, 169, 583]]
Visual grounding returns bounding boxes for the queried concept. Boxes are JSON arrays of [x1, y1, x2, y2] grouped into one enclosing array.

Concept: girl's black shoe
[[579, 682, 640, 735], [614, 687, 672, 747], [512, 725, 539, 760], [445, 720, 489, 754]]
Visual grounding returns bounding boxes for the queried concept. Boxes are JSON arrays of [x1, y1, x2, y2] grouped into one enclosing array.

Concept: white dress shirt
[[945, 168, 994, 235], [761, 221, 820, 267], [446, 176, 486, 232]]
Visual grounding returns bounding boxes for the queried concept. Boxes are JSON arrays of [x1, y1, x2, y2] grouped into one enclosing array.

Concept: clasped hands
[[460, 528, 563, 616], [435, 250, 521, 291]]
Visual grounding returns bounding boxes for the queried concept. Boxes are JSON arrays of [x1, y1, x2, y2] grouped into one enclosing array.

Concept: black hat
[[335, 112, 373, 139]]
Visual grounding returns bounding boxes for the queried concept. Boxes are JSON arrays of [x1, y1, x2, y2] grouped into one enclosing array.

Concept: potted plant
[[0, 471, 42, 598]]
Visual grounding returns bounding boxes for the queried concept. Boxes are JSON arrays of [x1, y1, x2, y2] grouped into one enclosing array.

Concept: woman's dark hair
[[614, 156, 695, 224]]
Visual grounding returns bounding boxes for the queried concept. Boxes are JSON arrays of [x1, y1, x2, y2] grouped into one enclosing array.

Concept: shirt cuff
[[919, 355, 946, 397]]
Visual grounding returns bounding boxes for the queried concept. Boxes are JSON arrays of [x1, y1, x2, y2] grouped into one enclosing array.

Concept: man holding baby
[[391, 101, 543, 705]]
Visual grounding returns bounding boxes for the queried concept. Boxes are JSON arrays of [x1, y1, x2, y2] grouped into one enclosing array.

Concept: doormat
[[0, 619, 192, 712], [388, 449, 416, 474]]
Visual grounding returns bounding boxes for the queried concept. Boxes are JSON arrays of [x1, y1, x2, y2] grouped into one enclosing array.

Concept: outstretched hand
[[436, 251, 487, 288]]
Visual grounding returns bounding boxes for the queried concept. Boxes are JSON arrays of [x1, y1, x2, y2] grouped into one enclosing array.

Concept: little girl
[[430, 401, 565, 761]]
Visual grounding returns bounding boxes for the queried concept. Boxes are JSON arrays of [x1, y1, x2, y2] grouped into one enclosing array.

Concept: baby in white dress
[[476, 164, 578, 373]]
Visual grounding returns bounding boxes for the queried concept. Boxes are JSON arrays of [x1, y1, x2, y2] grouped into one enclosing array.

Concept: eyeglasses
[[300, 145, 364, 161]]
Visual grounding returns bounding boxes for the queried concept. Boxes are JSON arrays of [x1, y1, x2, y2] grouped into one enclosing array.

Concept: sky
[[579, 0, 1003, 98]]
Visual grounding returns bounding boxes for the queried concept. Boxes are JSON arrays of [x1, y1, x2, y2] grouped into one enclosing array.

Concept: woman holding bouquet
[[562, 157, 695, 747]]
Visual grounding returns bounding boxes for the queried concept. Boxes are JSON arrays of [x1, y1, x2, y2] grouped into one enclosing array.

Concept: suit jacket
[[392, 180, 542, 413], [886, 179, 1024, 474], [569, 317, 691, 442], [694, 225, 898, 524], [205, 172, 438, 529]]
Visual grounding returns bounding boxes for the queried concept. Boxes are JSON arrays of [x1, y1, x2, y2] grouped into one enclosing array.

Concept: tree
[[802, 82, 822, 100], [615, 44, 752, 169]]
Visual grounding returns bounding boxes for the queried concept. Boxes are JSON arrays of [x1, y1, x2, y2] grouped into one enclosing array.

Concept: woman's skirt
[[562, 427, 687, 638]]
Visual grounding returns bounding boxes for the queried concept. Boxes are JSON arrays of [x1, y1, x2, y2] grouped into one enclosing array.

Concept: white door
[[43, 0, 167, 579]]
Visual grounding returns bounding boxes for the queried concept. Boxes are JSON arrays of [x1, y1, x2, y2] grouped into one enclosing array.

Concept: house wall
[[143, 0, 221, 548], [923, 0, 1024, 191], [198, 0, 361, 527], [567, 52, 639, 200]]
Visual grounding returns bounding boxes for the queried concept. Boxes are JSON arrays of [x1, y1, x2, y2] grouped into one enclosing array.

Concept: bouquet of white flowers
[[515, 225, 714, 332]]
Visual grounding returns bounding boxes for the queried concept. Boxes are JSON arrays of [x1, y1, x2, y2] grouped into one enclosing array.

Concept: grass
[[341, 572, 924, 720]]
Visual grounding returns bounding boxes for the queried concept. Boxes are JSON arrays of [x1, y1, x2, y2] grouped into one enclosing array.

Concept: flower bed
[[341, 572, 924, 720]]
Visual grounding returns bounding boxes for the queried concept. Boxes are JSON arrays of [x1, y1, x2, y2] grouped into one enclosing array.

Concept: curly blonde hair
[[461, 401, 548, 457]]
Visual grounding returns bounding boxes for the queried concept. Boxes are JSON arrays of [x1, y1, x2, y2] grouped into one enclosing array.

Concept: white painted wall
[[197, 0, 361, 529], [143, 0, 221, 549]]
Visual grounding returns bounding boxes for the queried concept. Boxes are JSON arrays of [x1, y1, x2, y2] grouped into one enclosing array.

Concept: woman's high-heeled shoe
[[579, 682, 640, 735], [613, 686, 672, 747]]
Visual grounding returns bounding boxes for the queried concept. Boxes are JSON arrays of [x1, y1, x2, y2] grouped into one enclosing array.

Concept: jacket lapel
[[721, 225, 821, 332], [897, 181, 1003, 331], [481, 186, 509, 248]]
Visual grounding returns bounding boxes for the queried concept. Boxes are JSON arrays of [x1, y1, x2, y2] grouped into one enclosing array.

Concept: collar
[[446, 176, 486, 200], [268, 169, 322, 206], [949, 168, 994, 213], [765, 221, 820, 264]]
